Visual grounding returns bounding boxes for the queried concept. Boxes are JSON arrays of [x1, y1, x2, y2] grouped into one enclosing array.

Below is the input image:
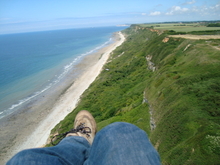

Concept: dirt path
[[211, 46, 220, 51], [169, 34, 220, 40]]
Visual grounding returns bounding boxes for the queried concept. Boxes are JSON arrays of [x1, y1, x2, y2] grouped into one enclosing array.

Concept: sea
[[0, 26, 127, 120]]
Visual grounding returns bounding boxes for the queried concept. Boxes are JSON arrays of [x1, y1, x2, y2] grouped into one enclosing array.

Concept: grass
[[145, 36, 220, 164], [47, 25, 220, 164]]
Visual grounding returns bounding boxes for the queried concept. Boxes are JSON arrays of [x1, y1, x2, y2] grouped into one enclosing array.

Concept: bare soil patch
[[169, 35, 220, 40]]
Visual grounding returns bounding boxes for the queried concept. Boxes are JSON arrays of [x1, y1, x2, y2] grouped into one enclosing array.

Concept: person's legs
[[84, 122, 161, 165], [7, 110, 97, 165], [7, 112, 161, 165], [7, 135, 90, 165]]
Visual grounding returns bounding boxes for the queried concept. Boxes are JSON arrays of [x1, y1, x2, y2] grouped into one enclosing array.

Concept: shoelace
[[51, 123, 91, 146]]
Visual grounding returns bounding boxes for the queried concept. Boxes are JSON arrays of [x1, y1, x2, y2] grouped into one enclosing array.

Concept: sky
[[0, 0, 220, 34]]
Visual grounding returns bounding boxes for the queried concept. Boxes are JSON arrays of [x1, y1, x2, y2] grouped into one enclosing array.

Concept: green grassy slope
[[49, 25, 220, 164]]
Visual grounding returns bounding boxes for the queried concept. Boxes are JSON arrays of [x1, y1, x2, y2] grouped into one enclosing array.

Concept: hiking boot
[[66, 110, 97, 144]]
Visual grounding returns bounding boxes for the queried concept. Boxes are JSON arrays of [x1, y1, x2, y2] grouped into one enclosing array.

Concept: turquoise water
[[0, 26, 126, 119]]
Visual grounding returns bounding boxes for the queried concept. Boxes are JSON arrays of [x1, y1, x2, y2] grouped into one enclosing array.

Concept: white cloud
[[0, 18, 28, 25], [142, 13, 147, 15], [166, 6, 189, 15], [165, 12, 172, 15], [187, 0, 196, 5], [182, 0, 196, 5], [150, 11, 161, 16], [189, 2, 220, 16]]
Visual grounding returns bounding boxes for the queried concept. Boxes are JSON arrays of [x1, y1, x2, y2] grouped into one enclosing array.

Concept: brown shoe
[[66, 110, 97, 144]]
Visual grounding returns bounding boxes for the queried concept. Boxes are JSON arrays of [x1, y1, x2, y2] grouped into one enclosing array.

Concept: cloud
[[142, 13, 147, 15], [182, 0, 196, 5], [0, 18, 28, 25], [188, 0, 196, 4], [190, 2, 220, 16], [150, 11, 161, 16], [166, 6, 189, 15]]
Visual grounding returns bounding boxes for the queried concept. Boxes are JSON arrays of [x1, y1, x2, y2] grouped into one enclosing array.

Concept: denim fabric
[[85, 122, 160, 165], [7, 136, 90, 165], [7, 122, 161, 165]]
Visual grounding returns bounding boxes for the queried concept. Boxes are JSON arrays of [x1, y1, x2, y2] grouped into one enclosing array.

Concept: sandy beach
[[0, 32, 125, 164]]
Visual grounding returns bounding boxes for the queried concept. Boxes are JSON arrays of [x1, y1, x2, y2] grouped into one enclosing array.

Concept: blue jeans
[[7, 122, 161, 165]]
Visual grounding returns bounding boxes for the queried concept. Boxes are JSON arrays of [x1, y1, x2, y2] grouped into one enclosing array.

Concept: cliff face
[[49, 25, 220, 164]]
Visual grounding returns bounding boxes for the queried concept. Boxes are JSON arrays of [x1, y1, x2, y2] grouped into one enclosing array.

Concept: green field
[[140, 23, 220, 32]]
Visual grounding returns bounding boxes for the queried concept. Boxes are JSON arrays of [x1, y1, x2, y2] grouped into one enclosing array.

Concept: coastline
[[0, 31, 125, 164]]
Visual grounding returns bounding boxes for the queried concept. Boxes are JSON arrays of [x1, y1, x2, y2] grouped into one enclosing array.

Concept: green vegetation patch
[[207, 23, 220, 27]]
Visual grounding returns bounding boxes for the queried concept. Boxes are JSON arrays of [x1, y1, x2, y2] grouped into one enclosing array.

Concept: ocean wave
[[0, 38, 112, 119]]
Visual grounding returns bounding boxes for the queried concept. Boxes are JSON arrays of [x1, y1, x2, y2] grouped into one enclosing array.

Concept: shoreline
[[0, 31, 125, 164]]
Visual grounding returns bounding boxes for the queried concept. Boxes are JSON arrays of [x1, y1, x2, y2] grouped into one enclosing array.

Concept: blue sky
[[0, 0, 220, 34]]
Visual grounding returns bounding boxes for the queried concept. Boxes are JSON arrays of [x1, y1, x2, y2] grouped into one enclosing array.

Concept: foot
[[67, 110, 97, 144]]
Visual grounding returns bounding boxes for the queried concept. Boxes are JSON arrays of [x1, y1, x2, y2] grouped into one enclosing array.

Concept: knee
[[107, 122, 134, 130], [107, 122, 141, 130], [102, 122, 147, 138]]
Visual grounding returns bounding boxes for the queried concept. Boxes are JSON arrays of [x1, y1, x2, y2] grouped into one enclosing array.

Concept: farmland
[[140, 22, 220, 32]]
